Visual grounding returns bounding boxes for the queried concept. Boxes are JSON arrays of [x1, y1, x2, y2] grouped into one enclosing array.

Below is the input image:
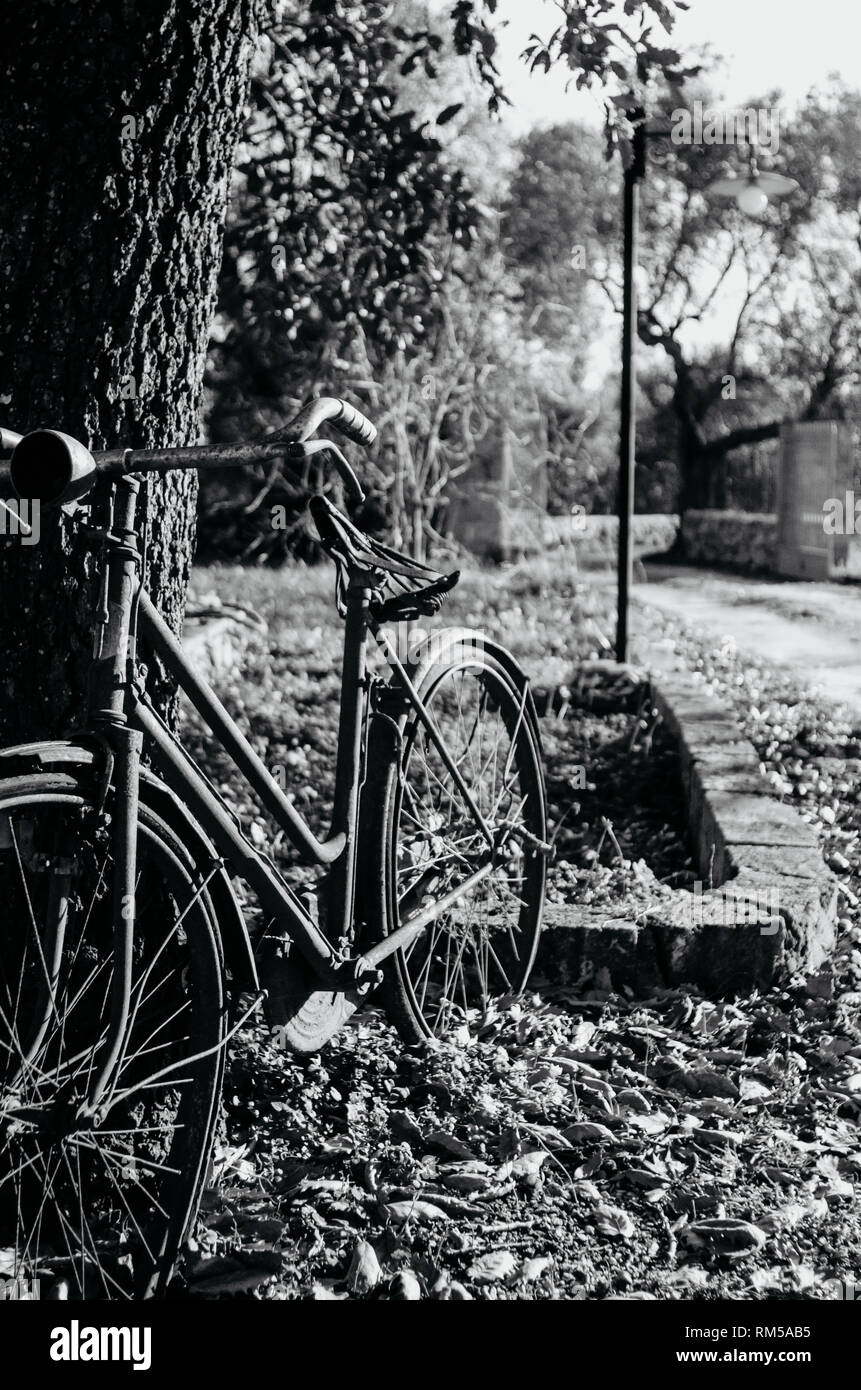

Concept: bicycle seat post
[[325, 568, 376, 943]]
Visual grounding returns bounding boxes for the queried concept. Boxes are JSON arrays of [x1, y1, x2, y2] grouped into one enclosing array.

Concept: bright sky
[[480, 0, 856, 381], [491, 0, 853, 132], [423, 0, 856, 383]]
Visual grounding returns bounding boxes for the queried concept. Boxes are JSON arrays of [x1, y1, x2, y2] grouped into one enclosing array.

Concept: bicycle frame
[[75, 473, 494, 1110], [131, 579, 371, 983]]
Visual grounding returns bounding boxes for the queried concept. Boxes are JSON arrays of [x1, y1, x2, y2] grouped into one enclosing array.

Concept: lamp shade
[[708, 166, 799, 216]]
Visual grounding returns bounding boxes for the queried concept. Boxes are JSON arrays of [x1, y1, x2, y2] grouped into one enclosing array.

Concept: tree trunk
[[0, 0, 260, 740]]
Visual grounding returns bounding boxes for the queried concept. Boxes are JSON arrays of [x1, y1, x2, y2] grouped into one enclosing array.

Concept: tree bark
[[0, 0, 260, 740]]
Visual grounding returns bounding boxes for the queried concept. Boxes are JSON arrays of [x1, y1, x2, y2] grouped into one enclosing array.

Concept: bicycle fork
[[84, 725, 143, 1112], [77, 475, 145, 1119]]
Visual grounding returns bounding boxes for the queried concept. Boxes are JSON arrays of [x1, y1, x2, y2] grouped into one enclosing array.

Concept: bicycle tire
[[362, 633, 547, 1042], [0, 771, 226, 1299]]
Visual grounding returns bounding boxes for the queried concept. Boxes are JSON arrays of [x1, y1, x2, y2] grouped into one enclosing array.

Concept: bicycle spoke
[[389, 657, 545, 1038], [1, 789, 224, 1299]]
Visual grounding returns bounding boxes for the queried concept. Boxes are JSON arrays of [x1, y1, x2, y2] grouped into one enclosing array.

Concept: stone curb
[[537, 662, 838, 996]]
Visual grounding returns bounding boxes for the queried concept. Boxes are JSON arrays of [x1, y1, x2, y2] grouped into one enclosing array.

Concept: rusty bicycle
[[0, 397, 548, 1297]]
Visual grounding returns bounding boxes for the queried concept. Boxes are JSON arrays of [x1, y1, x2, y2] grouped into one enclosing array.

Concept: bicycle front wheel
[[0, 771, 226, 1298], [363, 634, 547, 1042]]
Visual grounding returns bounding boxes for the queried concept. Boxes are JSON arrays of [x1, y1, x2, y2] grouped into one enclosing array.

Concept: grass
[[175, 554, 861, 1301], [184, 555, 694, 913]]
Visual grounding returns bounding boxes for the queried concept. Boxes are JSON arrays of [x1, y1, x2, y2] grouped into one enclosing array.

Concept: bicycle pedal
[[257, 940, 294, 1027]]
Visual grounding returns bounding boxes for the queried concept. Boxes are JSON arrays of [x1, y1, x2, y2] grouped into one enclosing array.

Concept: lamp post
[[614, 129, 798, 664], [616, 117, 643, 662], [617, 110, 660, 663]]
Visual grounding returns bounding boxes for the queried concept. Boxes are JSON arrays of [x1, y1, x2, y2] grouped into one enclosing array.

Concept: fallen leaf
[[311, 1281, 349, 1301], [425, 1131, 476, 1160], [389, 1271, 422, 1300], [761, 1198, 829, 1233], [763, 1165, 796, 1185], [347, 1241, 381, 1293], [511, 1151, 548, 1182], [389, 1111, 425, 1147], [383, 1200, 450, 1225], [447, 1282, 472, 1300], [624, 1168, 669, 1191], [617, 1088, 651, 1114], [666, 1267, 710, 1289], [629, 1112, 672, 1135], [520, 1256, 552, 1282], [684, 1218, 766, 1256], [563, 1122, 616, 1144], [593, 1204, 635, 1239], [190, 1258, 280, 1296], [684, 1069, 740, 1100], [440, 1171, 490, 1195], [739, 1076, 772, 1103], [468, 1250, 517, 1284], [688, 1128, 743, 1150], [574, 1179, 602, 1204]]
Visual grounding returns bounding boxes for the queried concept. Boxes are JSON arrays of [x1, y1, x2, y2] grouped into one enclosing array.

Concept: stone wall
[[681, 509, 777, 574], [541, 513, 679, 567], [539, 661, 837, 995], [448, 417, 548, 560]]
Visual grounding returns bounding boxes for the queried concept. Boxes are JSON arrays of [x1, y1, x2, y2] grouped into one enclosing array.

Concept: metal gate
[[776, 421, 856, 579]]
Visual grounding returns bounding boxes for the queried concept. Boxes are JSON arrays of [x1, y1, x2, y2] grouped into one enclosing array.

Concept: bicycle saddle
[[309, 494, 460, 622]]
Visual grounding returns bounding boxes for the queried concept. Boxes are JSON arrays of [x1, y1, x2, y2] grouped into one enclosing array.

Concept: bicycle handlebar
[[93, 437, 365, 504], [264, 396, 377, 449], [4, 397, 374, 508]]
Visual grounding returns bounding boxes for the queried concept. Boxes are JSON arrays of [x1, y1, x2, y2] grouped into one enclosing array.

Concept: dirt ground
[[177, 557, 861, 1301], [632, 565, 861, 715]]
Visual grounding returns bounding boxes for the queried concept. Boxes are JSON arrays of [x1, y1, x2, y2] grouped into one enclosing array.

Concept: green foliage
[[201, 0, 698, 559], [203, 1, 483, 557], [211, 2, 477, 399], [449, 0, 694, 127]]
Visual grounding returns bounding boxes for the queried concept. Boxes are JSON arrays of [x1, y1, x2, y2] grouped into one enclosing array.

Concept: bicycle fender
[[0, 738, 258, 992], [0, 739, 104, 774], [391, 626, 544, 752]]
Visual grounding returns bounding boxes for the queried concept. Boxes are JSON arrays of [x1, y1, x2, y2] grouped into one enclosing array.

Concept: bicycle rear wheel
[[0, 772, 226, 1298], [364, 635, 547, 1042]]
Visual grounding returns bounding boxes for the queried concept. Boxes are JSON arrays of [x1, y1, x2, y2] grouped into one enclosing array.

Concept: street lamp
[[708, 153, 798, 214], [614, 127, 798, 663], [616, 110, 661, 663]]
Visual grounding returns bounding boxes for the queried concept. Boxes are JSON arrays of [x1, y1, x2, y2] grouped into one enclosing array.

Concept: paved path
[[630, 565, 861, 714]]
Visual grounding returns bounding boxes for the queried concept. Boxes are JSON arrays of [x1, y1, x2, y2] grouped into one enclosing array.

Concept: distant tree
[[502, 124, 612, 362], [593, 79, 861, 509], [510, 81, 861, 512]]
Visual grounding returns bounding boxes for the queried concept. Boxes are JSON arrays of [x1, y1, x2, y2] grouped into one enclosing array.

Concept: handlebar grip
[[332, 399, 377, 448], [265, 396, 377, 448]]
